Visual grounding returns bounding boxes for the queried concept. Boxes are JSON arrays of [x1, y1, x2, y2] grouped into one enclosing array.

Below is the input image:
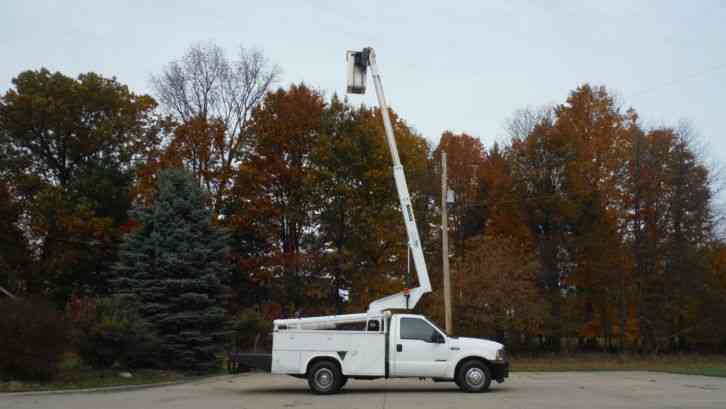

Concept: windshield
[[424, 317, 453, 338]]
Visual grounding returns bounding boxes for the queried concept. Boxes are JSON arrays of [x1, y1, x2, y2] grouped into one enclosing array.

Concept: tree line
[[1, 43, 725, 373]]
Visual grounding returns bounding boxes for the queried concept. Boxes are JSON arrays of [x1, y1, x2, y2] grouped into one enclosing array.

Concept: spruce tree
[[114, 169, 228, 371]]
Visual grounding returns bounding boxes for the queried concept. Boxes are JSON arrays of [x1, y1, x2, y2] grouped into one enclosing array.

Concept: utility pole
[[441, 152, 453, 334]]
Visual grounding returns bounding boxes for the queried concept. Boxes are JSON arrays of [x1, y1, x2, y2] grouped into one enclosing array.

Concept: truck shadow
[[243, 386, 511, 395]]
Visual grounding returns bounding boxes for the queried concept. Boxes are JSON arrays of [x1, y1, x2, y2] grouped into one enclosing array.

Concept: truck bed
[[272, 330, 386, 377]]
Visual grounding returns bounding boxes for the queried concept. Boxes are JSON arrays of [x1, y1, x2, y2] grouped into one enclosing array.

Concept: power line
[[451, 186, 622, 209], [628, 63, 726, 99]]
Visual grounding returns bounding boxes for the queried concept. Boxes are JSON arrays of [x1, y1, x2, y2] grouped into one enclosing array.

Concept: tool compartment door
[[343, 332, 385, 376]]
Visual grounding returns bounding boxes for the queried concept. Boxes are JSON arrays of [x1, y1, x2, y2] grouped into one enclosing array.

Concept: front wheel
[[307, 361, 343, 394], [456, 360, 492, 393]]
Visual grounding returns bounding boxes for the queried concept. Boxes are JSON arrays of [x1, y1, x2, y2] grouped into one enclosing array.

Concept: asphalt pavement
[[2, 371, 725, 409]]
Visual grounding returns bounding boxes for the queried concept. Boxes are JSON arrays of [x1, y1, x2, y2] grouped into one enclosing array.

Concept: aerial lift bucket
[[346, 49, 370, 94]]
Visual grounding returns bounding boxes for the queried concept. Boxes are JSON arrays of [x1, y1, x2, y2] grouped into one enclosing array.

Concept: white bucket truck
[[238, 48, 508, 394], [272, 311, 508, 394]]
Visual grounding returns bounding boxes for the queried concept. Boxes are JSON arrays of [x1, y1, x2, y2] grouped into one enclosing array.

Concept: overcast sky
[[2, 1, 724, 158]]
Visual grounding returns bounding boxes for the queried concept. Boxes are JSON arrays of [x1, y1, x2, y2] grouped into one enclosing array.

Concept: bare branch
[[151, 41, 280, 159], [150, 42, 280, 213], [503, 105, 554, 140]]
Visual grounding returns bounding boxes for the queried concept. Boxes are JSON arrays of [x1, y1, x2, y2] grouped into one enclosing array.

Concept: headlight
[[495, 348, 507, 362]]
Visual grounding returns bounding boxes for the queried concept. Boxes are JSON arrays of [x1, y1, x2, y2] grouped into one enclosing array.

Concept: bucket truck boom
[[346, 47, 431, 313]]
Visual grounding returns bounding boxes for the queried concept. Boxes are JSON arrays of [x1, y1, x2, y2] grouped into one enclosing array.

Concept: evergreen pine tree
[[114, 169, 228, 371]]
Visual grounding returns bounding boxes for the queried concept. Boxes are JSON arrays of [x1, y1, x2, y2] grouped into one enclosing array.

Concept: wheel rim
[[465, 367, 485, 387], [314, 368, 334, 390]]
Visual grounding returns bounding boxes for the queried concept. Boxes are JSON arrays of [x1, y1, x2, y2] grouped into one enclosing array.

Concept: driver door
[[391, 316, 449, 378]]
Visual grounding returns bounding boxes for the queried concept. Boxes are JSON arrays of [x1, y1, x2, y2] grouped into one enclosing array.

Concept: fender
[[446, 354, 494, 379], [443, 336, 503, 379], [301, 353, 344, 375]]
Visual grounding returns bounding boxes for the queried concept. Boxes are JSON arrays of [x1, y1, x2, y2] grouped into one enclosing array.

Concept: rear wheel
[[307, 361, 343, 394], [456, 360, 492, 393]]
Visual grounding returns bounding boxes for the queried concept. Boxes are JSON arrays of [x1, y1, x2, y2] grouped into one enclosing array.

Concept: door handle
[[396, 344, 403, 352]]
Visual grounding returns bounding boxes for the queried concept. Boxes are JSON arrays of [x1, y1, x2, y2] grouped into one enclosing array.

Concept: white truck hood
[[450, 337, 503, 353]]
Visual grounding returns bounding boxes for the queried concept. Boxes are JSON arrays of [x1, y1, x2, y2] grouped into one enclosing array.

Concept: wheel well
[[454, 356, 491, 378], [306, 356, 342, 376]]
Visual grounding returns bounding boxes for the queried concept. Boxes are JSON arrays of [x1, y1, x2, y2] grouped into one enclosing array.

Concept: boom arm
[[346, 48, 431, 313]]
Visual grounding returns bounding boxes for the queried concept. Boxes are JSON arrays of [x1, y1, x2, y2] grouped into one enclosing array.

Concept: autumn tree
[[312, 97, 432, 313], [431, 141, 534, 334], [507, 113, 577, 350], [503, 85, 636, 350], [0, 69, 159, 304], [554, 85, 632, 351], [0, 181, 29, 294], [455, 235, 548, 351], [478, 143, 530, 241], [628, 125, 713, 352], [150, 42, 279, 214], [136, 118, 227, 207], [228, 84, 325, 314], [226, 87, 433, 316], [696, 241, 726, 349], [433, 132, 486, 253], [308, 95, 358, 313]]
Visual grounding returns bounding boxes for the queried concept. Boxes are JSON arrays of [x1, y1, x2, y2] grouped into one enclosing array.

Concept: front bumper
[[490, 361, 509, 382]]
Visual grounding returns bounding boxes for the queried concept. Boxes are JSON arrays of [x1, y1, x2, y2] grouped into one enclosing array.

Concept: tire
[[340, 377, 348, 388], [456, 360, 492, 393], [307, 361, 343, 394]]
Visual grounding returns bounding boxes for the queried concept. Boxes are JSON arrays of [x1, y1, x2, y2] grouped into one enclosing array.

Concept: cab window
[[400, 317, 438, 341]]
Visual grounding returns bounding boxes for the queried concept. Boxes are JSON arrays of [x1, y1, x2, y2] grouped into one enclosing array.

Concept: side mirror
[[430, 332, 445, 344]]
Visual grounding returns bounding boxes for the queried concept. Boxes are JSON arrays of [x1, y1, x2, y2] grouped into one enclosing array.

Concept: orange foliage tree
[[0, 69, 160, 305], [227, 84, 325, 316]]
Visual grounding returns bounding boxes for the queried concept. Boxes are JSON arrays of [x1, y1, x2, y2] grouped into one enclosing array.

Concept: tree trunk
[[253, 333, 261, 353]]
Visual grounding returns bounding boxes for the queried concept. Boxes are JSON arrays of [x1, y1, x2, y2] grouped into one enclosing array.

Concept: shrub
[[67, 295, 160, 369], [230, 308, 273, 352], [0, 298, 68, 380]]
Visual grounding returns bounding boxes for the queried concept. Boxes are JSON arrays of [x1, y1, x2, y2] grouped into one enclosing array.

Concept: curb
[[1, 373, 245, 397]]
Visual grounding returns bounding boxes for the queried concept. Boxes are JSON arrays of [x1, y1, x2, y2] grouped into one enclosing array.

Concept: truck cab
[[270, 312, 508, 394]]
